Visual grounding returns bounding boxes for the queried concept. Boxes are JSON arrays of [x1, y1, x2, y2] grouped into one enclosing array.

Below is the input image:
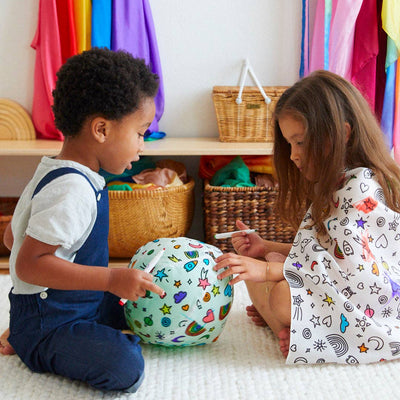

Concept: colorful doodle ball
[[124, 237, 234, 347]]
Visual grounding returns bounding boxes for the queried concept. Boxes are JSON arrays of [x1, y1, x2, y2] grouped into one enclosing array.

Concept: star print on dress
[[284, 168, 400, 364]]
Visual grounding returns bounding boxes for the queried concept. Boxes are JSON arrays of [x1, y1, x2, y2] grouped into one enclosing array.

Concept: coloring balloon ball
[[124, 237, 234, 347]]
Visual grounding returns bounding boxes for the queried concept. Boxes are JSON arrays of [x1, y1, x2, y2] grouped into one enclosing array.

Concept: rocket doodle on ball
[[124, 237, 234, 346]]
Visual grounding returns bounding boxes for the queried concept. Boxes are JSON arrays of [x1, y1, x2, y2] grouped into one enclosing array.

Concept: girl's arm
[[214, 252, 284, 285], [16, 235, 164, 300], [232, 220, 292, 258]]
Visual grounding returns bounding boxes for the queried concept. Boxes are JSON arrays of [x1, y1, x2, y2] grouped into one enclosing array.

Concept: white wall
[[0, 0, 302, 238]]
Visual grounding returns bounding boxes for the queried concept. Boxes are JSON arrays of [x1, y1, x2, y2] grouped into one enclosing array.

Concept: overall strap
[[32, 167, 97, 199]]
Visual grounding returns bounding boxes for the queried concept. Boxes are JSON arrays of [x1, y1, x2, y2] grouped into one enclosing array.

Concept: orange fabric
[[73, 0, 91, 53]]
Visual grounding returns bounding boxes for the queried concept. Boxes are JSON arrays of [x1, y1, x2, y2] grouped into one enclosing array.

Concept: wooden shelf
[[0, 137, 273, 156], [0, 257, 130, 271]]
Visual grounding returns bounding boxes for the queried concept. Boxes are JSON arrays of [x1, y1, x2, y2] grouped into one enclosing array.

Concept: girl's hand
[[214, 252, 269, 285], [232, 220, 266, 258], [107, 268, 165, 301]]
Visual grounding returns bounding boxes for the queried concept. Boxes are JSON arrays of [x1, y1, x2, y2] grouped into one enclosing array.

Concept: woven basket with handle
[[213, 85, 287, 142]]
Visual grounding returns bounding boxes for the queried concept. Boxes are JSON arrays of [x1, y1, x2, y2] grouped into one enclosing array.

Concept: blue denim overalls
[[8, 167, 144, 392]]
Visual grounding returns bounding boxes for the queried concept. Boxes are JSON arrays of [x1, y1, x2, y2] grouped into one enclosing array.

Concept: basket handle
[[236, 58, 271, 105]]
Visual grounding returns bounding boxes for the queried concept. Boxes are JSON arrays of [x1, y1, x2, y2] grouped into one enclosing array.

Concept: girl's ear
[[91, 117, 108, 143], [345, 122, 351, 143]]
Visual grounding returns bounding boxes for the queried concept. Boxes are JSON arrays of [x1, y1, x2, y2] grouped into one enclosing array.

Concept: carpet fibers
[[0, 275, 398, 400]]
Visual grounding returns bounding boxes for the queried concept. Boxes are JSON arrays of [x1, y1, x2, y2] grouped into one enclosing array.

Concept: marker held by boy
[[214, 229, 256, 239], [119, 248, 166, 306]]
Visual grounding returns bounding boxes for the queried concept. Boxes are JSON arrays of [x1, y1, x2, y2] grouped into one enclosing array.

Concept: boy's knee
[[89, 335, 145, 392], [105, 342, 145, 392]]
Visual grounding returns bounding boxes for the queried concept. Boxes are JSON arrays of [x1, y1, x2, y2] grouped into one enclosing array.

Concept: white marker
[[144, 248, 165, 273], [119, 248, 166, 306], [214, 229, 256, 239]]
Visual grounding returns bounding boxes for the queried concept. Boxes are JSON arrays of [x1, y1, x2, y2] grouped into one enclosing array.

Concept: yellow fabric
[[73, 0, 91, 53], [382, 0, 400, 53]]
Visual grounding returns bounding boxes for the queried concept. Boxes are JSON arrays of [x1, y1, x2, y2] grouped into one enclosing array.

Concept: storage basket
[[212, 85, 287, 142], [108, 178, 195, 258], [0, 197, 19, 256], [203, 180, 294, 253]]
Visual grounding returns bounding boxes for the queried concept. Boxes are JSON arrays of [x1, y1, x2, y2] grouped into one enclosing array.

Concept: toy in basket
[[212, 59, 287, 142], [124, 237, 234, 347]]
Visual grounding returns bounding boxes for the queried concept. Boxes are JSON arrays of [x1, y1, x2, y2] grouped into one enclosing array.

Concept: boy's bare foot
[[0, 328, 15, 355], [278, 327, 290, 358], [246, 304, 267, 327]]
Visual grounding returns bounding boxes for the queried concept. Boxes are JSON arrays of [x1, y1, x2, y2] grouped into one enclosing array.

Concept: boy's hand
[[108, 268, 165, 301]]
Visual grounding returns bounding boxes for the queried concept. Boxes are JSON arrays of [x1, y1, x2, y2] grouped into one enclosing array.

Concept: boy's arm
[[16, 235, 164, 299], [3, 222, 13, 251]]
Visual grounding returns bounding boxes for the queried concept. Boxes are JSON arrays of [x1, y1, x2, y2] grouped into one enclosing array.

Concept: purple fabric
[[111, 0, 164, 133]]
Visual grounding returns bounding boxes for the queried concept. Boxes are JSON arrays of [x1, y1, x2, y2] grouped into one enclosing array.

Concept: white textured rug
[[0, 274, 398, 400]]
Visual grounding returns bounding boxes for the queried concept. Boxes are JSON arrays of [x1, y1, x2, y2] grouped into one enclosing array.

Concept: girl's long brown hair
[[274, 70, 400, 234]]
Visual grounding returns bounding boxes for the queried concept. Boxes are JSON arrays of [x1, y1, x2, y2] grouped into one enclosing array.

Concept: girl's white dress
[[284, 167, 400, 364]]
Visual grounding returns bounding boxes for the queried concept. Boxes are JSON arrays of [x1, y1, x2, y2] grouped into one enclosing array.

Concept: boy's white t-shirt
[[9, 156, 106, 295]]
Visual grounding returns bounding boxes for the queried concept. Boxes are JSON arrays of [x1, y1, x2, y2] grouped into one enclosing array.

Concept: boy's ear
[[91, 117, 108, 143]]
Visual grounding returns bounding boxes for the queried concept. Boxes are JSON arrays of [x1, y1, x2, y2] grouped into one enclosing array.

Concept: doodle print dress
[[284, 167, 400, 364]]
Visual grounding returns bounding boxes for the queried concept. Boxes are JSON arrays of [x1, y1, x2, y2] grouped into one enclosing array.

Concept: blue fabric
[[91, 0, 112, 48], [324, 0, 332, 70], [299, 0, 307, 78], [9, 167, 144, 392], [381, 60, 396, 149]]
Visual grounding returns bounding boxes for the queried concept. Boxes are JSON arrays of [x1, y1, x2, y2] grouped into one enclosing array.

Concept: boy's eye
[[138, 133, 145, 139]]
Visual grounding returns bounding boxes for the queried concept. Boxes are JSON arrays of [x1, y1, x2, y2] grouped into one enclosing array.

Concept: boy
[[1, 48, 164, 392]]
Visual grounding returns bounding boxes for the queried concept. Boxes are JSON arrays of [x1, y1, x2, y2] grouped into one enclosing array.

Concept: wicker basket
[[203, 180, 294, 253], [0, 197, 19, 256], [212, 86, 287, 142], [108, 178, 195, 258]]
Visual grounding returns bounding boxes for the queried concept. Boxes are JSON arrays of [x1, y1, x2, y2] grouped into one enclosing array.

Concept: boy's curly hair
[[52, 48, 159, 137]]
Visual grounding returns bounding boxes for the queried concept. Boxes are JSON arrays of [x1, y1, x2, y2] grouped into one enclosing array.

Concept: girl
[[214, 70, 400, 364]]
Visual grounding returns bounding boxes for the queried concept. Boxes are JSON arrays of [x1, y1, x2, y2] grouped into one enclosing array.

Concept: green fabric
[[107, 184, 133, 191], [210, 156, 255, 187]]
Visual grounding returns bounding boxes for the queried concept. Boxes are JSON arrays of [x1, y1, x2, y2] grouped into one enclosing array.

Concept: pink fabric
[[309, 0, 325, 72], [31, 0, 63, 140], [375, 0, 387, 121], [328, 0, 363, 80], [393, 59, 400, 163], [351, 0, 379, 111]]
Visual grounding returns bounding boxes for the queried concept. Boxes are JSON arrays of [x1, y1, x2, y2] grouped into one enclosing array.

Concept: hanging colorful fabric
[[91, 0, 112, 48], [111, 0, 165, 135], [351, 0, 379, 111], [56, 0, 77, 64], [328, 0, 363, 80], [299, 0, 309, 78], [31, 0, 63, 140], [73, 0, 91, 53]]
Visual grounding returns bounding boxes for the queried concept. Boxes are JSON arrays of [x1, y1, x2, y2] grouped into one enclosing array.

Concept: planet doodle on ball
[[124, 237, 234, 346]]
